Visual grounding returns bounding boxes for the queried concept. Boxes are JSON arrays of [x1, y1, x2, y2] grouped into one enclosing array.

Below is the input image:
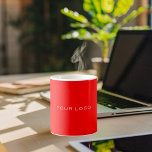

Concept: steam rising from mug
[[71, 42, 87, 71]]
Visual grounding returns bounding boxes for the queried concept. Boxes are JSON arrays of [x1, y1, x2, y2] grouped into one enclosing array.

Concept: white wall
[[7, 0, 21, 74], [0, 0, 21, 74]]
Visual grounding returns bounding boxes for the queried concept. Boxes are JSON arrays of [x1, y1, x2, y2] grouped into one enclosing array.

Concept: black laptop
[[97, 30, 152, 117]]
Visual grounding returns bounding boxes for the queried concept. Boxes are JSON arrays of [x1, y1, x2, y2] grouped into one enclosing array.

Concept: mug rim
[[50, 74, 97, 81]]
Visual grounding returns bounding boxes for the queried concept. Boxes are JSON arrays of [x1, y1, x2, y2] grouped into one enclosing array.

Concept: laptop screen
[[103, 30, 152, 103]]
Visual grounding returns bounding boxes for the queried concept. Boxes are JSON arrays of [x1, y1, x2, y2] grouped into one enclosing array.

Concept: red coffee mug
[[50, 74, 97, 136]]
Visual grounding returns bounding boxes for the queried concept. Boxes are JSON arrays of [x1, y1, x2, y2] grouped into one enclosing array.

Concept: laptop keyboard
[[97, 91, 145, 109]]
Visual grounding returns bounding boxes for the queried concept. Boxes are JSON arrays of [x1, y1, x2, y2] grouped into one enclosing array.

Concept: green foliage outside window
[[61, 0, 149, 61]]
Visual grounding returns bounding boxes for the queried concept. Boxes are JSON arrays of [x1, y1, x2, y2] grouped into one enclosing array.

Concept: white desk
[[0, 73, 152, 152]]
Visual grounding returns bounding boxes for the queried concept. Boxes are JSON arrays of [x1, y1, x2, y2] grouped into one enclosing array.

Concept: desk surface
[[0, 72, 152, 152]]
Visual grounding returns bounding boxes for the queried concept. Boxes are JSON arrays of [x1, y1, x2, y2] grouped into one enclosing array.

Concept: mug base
[[51, 130, 97, 136]]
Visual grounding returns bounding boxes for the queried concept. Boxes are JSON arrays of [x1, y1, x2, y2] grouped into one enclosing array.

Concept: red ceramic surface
[[50, 74, 97, 136]]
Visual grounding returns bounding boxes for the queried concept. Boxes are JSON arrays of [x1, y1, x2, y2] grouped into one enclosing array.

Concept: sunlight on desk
[[0, 96, 3, 99], [0, 93, 48, 144], [31, 145, 63, 152], [0, 127, 37, 143]]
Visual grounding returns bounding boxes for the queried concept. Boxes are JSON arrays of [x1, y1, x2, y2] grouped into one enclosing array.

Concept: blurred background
[[0, 0, 151, 74]]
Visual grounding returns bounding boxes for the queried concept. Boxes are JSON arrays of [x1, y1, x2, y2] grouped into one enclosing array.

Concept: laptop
[[97, 30, 152, 117]]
